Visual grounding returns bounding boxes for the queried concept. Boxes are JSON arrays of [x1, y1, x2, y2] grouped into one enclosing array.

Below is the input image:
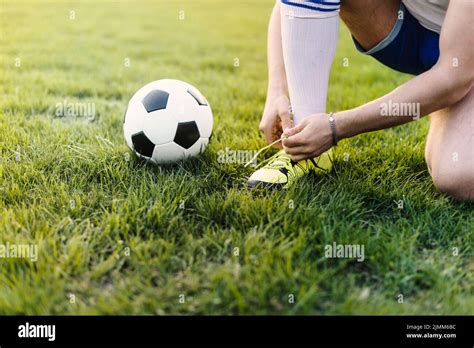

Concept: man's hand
[[282, 113, 334, 161], [259, 94, 292, 148]]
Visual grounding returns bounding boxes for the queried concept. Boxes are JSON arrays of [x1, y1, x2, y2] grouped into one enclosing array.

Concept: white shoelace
[[244, 136, 288, 168]]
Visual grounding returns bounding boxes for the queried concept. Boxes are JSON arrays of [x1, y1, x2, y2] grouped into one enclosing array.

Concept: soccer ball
[[123, 79, 213, 164]]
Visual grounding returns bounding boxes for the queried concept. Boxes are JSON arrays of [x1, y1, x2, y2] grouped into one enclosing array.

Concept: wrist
[[333, 109, 358, 140], [267, 86, 288, 98], [267, 77, 288, 98]]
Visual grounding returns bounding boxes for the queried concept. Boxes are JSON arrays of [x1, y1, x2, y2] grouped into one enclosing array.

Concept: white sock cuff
[[280, 0, 340, 19]]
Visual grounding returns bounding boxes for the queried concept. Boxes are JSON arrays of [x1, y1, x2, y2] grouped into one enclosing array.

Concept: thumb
[[283, 121, 306, 138], [279, 108, 292, 132]]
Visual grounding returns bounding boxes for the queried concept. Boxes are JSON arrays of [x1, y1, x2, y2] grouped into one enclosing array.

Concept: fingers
[[284, 145, 308, 155], [282, 117, 312, 147], [273, 129, 283, 148], [284, 146, 313, 161], [259, 120, 283, 147], [258, 116, 268, 134], [282, 132, 308, 148], [259, 96, 292, 147], [279, 107, 291, 131], [283, 145, 312, 161], [283, 118, 307, 137], [259, 117, 273, 143]]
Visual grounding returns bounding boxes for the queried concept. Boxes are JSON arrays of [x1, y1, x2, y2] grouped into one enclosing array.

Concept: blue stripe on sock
[[306, 0, 340, 5], [281, 0, 340, 12]]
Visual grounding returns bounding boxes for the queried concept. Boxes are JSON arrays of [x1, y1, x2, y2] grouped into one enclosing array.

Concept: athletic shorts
[[353, 3, 440, 75]]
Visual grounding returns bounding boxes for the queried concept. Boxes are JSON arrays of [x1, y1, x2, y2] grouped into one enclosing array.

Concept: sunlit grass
[[0, 0, 472, 315]]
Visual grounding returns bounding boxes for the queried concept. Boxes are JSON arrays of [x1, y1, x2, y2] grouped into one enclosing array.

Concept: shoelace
[[244, 137, 287, 168]]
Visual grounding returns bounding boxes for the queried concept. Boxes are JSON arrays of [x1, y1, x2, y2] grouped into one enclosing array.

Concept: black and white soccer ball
[[123, 79, 213, 164]]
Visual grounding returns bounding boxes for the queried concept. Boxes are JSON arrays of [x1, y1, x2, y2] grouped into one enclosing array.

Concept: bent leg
[[425, 88, 474, 201], [338, 0, 474, 200], [281, 0, 401, 124], [280, 1, 340, 125], [340, 0, 400, 51]]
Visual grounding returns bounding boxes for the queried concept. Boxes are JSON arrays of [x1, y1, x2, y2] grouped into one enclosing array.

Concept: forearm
[[337, 64, 473, 140], [267, 2, 288, 96]]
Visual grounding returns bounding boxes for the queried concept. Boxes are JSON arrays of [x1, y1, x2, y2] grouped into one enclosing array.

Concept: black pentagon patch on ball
[[174, 121, 200, 149], [142, 90, 169, 113], [131, 131, 155, 157]]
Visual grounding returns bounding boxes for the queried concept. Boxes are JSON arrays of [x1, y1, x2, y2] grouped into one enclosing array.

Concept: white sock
[[280, 1, 339, 126]]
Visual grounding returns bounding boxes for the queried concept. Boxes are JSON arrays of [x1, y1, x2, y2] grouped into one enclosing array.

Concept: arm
[[283, 0, 474, 160], [338, 0, 474, 139], [266, 1, 288, 99], [259, 1, 291, 147]]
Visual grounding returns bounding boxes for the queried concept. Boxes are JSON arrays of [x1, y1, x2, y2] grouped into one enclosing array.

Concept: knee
[[431, 167, 474, 201]]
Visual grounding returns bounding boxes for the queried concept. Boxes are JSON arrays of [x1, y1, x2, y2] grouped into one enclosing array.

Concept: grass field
[[0, 0, 473, 315]]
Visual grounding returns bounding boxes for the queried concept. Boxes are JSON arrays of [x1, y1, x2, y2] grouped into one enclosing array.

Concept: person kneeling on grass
[[248, 0, 474, 201]]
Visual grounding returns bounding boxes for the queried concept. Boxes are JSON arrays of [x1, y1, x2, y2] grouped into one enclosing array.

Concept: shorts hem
[[353, 3, 405, 55]]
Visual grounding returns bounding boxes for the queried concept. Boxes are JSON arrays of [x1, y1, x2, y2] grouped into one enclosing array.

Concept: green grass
[[0, 0, 472, 315]]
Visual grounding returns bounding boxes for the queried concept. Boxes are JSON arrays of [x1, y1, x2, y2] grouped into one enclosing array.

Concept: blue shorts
[[353, 3, 440, 75]]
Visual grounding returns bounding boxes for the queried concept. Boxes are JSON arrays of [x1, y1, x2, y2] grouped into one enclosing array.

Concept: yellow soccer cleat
[[247, 148, 333, 189]]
